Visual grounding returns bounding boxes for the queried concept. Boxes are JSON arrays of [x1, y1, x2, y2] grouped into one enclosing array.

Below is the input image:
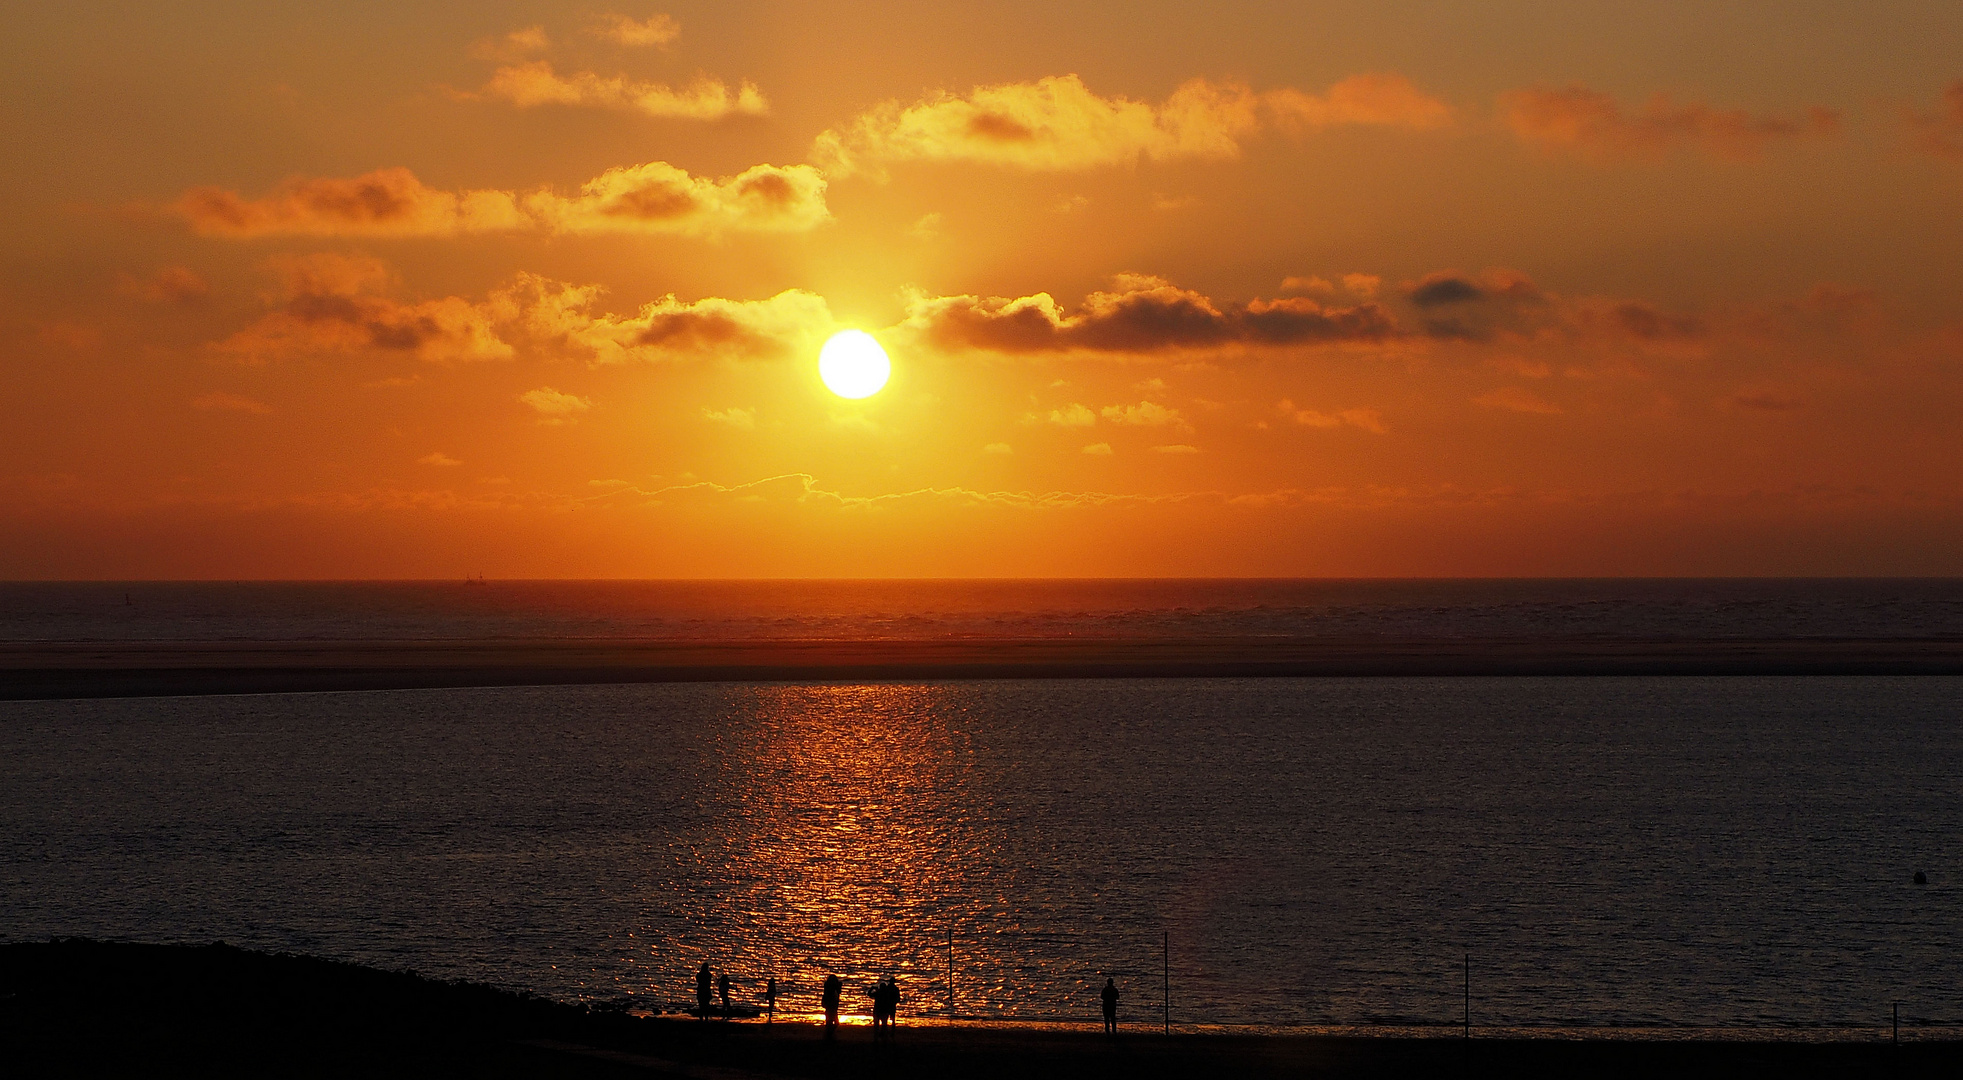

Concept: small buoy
[[1913, 870, 1927, 885]]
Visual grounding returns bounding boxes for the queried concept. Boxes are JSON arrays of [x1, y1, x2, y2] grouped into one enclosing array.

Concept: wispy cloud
[[474, 60, 765, 119], [702, 406, 757, 429], [1277, 400, 1387, 433], [590, 13, 681, 47], [190, 391, 271, 414], [118, 265, 210, 304], [814, 72, 1448, 177], [469, 25, 550, 63], [172, 162, 827, 238], [1906, 79, 1963, 159], [212, 254, 516, 364], [1501, 84, 1839, 161], [518, 387, 592, 422]]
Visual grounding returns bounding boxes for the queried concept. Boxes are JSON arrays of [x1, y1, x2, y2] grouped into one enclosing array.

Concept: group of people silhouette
[[694, 962, 1123, 1035]]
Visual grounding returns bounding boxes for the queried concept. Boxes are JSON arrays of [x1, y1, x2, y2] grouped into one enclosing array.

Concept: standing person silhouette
[[822, 973, 842, 1038], [766, 976, 777, 1023], [1100, 977, 1119, 1034], [718, 971, 732, 1019], [696, 962, 712, 1020]]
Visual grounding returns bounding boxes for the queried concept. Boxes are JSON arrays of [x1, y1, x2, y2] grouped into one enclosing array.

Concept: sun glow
[[818, 330, 891, 399]]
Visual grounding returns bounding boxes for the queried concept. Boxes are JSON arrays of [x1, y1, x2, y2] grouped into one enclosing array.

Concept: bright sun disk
[[818, 330, 891, 399]]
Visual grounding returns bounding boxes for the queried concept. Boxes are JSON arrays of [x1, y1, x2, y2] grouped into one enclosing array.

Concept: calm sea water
[[4, 675, 1960, 1031], [5, 578, 1963, 644]]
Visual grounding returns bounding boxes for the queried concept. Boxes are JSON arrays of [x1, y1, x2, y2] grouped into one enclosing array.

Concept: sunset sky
[[5, 1, 1963, 578]]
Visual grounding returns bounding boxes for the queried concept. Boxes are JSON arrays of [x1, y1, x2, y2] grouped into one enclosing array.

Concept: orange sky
[[4, 1, 1963, 578]]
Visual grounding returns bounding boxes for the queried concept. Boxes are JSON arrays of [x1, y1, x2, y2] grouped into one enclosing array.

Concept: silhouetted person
[[871, 976, 899, 1035], [822, 974, 842, 1037], [766, 976, 777, 1022], [719, 971, 732, 1018], [696, 962, 712, 1020], [1101, 977, 1119, 1034]]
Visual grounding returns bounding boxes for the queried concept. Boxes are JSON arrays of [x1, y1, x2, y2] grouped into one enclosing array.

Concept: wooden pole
[[948, 927, 955, 1020], [1463, 954, 1470, 1040], [1163, 932, 1171, 1035], [1893, 1002, 1899, 1046]]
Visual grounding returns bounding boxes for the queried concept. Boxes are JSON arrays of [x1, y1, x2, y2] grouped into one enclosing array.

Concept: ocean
[[2, 581, 1960, 1033]]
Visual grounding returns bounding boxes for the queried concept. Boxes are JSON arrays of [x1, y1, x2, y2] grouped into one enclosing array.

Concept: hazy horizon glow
[[4, 2, 1963, 578]]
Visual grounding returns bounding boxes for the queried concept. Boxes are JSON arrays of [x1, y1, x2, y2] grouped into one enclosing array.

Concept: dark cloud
[[1403, 270, 1547, 341], [909, 276, 1395, 354]]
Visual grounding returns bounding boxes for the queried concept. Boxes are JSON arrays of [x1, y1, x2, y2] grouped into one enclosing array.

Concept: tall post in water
[[948, 927, 955, 1020], [1463, 954, 1470, 1039], [1163, 931, 1170, 1035], [1894, 1002, 1899, 1046]]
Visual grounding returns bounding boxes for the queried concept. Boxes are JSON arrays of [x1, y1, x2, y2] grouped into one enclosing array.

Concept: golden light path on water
[[642, 684, 1019, 1022]]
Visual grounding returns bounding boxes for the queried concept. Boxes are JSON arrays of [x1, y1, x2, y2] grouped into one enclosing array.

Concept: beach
[[2, 941, 1952, 1079]]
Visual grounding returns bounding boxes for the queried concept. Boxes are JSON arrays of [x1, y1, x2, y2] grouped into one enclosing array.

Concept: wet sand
[[6, 635, 1963, 699], [2, 941, 1953, 1078]]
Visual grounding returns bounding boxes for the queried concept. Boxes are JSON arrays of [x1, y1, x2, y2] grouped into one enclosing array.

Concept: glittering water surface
[[3, 677, 1960, 1030]]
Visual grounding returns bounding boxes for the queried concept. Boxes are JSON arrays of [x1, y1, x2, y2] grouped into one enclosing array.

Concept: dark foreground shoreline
[[6, 635, 1963, 699], [1, 941, 1952, 1079]]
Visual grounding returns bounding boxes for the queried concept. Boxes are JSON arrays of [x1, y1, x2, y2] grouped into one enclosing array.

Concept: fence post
[[1163, 931, 1170, 1035]]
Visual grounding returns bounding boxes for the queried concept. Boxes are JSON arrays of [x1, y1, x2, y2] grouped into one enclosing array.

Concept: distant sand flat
[[6, 636, 1963, 699]]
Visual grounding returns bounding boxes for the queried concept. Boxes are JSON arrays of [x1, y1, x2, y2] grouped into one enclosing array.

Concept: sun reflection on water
[[645, 683, 997, 1019]]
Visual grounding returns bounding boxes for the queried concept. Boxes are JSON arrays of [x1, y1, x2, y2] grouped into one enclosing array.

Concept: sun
[[818, 330, 891, 399]]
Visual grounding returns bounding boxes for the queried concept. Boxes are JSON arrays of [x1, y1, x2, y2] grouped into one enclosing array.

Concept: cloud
[[173, 162, 826, 238], [1280, 273, 1381, 299], [522, 161, 828, 236], [521, 280, 833, 364], [469, 26, 550, 62], [1152, 444, 1199, 454], [1277, 399, 1387, 433], [909, 212, 943, 239], [813, 72, 1448, 177], [1401, 268, 1710, 352], [418, 452, 462, 467], [1101, 401, 1188, 430], [1263, 72, 1453, 132], [119, 265, 209, 304], [1473, 387, 1564, 414], [1501, 84, 1839, 161], [476, 60, 764, 119], [1048, 403, 1097, 427], [212, 254, 517, 364], [591, 13, 681, 47], [983, 443, 1012, 455], [518, 387, 592, 420], [1907, 79, 1963, 159], [702, 406, 757, 429], [1578, 300, 1703, 341], [190, 391, 271, 414], [906, 273, 1395, 354], [1402, 269, 1550, 341], [1081, 442, 1113, 456], [173, 168, 528, 238]]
